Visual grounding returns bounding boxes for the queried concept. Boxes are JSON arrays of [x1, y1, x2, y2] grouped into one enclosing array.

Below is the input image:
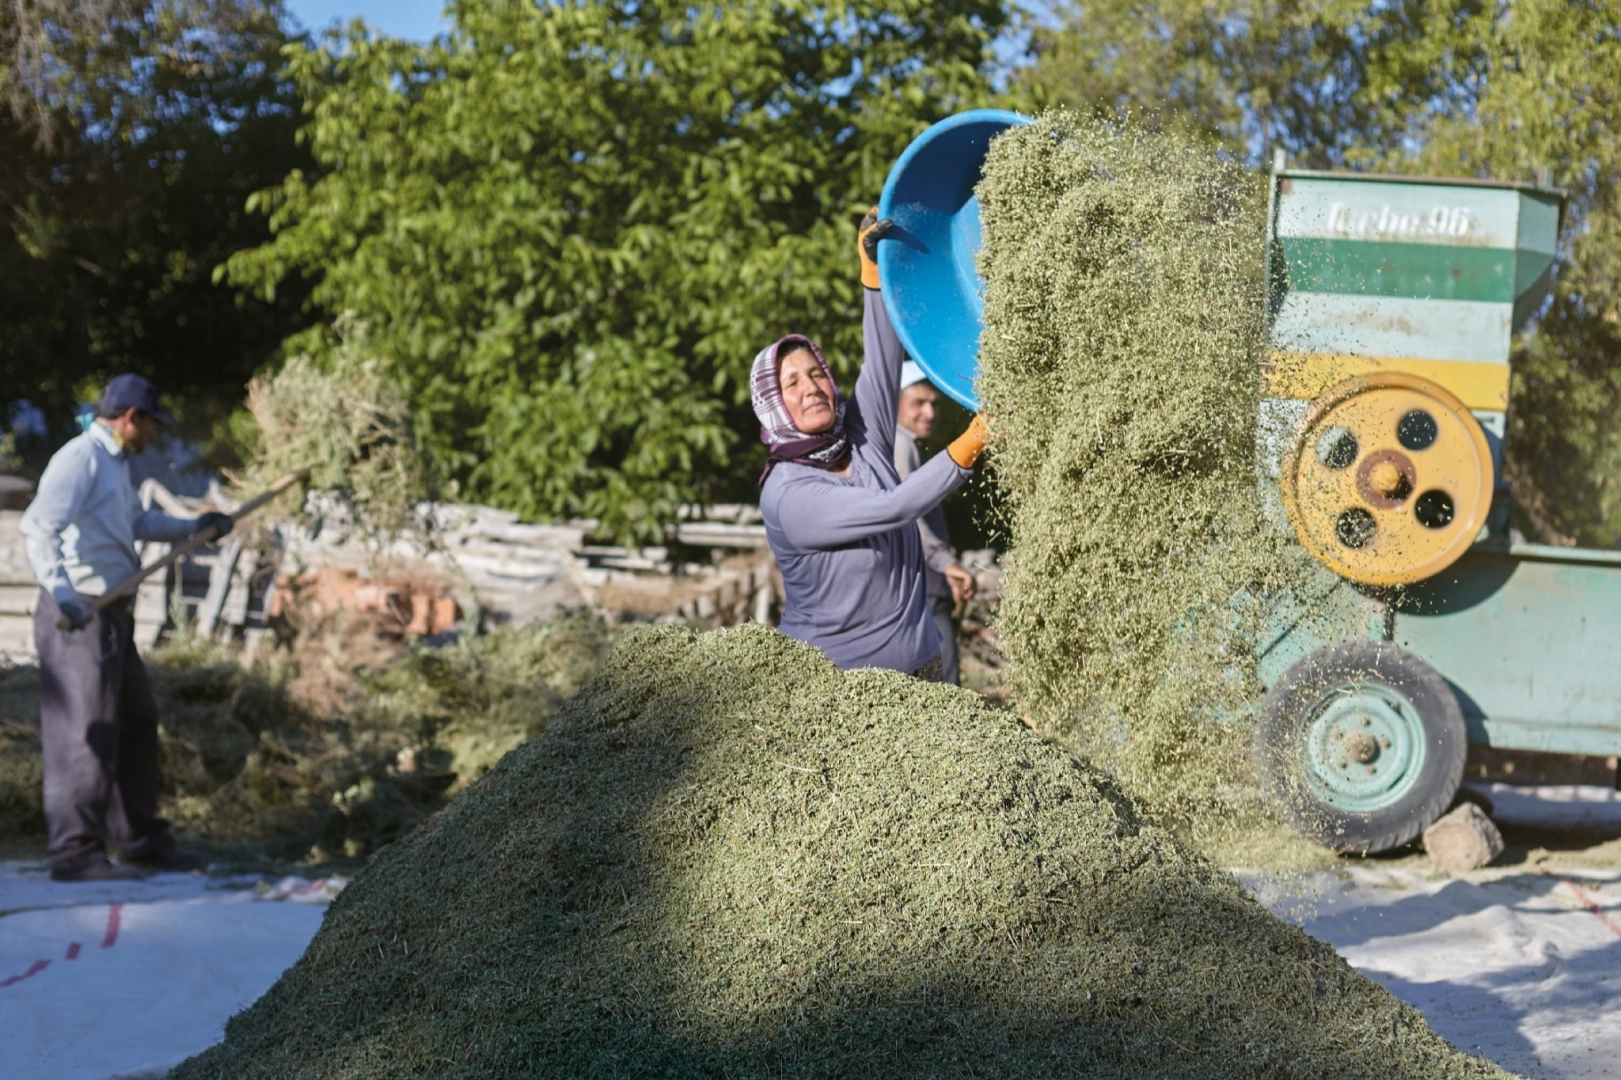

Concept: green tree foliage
[[225, 0, 1006, 536], [0, 1, 309, 448], [1030, 0, 1621, 544], [1391, 1, 1621, 545], [1021, 0, 1484, 166], [3, 0, 142, 146]]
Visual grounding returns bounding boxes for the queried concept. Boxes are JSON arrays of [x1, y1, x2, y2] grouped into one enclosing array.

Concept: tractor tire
[[1254, 640, 1467, 855]]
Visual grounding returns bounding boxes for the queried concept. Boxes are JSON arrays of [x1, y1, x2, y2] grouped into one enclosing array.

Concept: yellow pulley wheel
[[1280, 373, 1494, 587]]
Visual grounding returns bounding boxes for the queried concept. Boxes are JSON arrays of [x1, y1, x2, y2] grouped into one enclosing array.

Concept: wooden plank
[[448, 523, 587, 548], [1, 511, 36, 584], [676, 503, 763, 525], [244, 546, 287, 665], [136, 478, 199, 517], [0, 613, 36, 661], [219, 546, 256, 632], [421, 504, 520, 532], [242, 627, 266, 663], [133, 543, 170, 640], [591, 556, 672, 573], [673, 523, 768, 547], [449, 551, 569, 581], [447, 538, 580, 563], [196, 536, 243, 637], [0, 583, 37, 616], [134, 555, 173, 652], [581, 545, 669, 562]]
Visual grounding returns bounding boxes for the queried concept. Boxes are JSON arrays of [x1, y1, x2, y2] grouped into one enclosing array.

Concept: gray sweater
[[761, 289, 970, 672]]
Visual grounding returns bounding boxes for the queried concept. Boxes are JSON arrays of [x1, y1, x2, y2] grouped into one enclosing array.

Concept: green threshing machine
[[876, 112, 1621, 855], [1252, 152, 1621, 853]]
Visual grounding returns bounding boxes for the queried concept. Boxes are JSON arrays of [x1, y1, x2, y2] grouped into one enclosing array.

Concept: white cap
[[900, 361, 930, 389]]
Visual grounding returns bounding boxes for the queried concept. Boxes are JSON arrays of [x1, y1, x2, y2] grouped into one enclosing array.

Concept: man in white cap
[[893, 361, 975, 685]]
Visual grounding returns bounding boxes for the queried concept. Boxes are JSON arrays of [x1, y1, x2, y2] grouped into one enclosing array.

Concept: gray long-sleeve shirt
[[760, 289, 971, 672], [20, 423, 195, 604], [893, 426, 957, 599]]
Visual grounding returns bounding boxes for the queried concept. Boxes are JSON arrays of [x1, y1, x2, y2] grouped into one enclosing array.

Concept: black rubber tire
[[1254, 640, 1467, 855]]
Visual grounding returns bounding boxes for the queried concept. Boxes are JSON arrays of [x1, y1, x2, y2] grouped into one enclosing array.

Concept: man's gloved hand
[[56, 596, 94, 632], [858, 207, 893, 290], [195, 512, 234, 540], [947, 414, 990, 469]]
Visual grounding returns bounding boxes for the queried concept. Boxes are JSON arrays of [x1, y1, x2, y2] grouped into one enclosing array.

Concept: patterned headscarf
[[750, 334, 852, 487]]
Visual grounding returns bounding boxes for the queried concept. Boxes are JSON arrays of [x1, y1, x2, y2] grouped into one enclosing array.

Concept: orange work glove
[[858, 206, 893, 290], [948, 414, 990, 469]]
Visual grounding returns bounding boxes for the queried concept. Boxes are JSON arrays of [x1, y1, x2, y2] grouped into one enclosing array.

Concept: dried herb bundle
[[237, 317, 431, 538], [976, 111, 1325, 850]]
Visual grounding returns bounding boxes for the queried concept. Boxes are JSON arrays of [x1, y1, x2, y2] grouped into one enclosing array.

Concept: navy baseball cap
[[98, 374, 175, 426]]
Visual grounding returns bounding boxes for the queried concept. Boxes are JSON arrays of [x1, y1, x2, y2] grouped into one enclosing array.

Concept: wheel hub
[[1341, 729, 1378, 764], [1299, 683, 1427, 812]]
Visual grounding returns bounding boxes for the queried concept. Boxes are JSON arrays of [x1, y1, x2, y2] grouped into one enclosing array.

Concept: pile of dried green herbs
[[173, 624, 1506, 1080], [235, 316, 432, 538], [0, 663, 44, 837], [0, 618, 612, 863], [975, 111, 1326, 853]]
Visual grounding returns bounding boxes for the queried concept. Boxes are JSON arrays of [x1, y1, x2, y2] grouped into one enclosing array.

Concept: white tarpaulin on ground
[[0, 864, 340, 1080], [1467, 780, 1621, 831], [1252, 864, 1621, 1080]]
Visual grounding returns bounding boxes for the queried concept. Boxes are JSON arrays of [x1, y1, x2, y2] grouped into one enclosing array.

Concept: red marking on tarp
[[0, 959, 50, 988], [1559, 879, 1621, 941], [4, 903, 124, 990], [1536, 864, 1621, 941]]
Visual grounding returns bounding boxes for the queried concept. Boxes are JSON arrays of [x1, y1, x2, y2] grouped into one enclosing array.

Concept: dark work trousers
[[34, 589, 173, 871], [929, 594, 960, 687]]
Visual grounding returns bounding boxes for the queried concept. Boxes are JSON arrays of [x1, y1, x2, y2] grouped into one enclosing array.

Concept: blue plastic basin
[[877, 109, 1030, 411]]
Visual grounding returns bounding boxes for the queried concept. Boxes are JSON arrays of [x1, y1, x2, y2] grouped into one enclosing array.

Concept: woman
[[753, 211, 989, 675]]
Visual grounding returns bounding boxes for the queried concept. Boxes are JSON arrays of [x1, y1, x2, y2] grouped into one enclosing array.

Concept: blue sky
[[283, 3, 1035, 77], [284, 0, 448, 41]]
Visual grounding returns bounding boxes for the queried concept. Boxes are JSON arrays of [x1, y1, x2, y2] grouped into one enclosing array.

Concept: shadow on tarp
[[1297, 871, 1621, 1076], [1303, 872, 1613, 949], [1364, 970, 1543, 1072], [1360, 932, 1621, 1079]]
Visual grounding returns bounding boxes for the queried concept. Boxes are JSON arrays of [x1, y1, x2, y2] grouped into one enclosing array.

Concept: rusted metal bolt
[[1343, 731, 1378, 764], [1369, 460, 1406, 498]]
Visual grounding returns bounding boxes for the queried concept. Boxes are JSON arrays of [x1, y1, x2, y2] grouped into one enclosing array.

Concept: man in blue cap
[[20, 374, 233, 881], [893, 361, 976, 685]]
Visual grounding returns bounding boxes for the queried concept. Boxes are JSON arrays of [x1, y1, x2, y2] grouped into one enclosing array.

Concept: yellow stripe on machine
[[1261, 353, 1510, 411]]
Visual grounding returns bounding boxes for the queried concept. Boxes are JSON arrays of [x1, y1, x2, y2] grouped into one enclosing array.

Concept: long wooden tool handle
[[60, 465, 313, 628]]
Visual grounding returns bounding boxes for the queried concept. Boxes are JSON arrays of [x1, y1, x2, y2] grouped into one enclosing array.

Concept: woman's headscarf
[[750, 334, 851, 486]]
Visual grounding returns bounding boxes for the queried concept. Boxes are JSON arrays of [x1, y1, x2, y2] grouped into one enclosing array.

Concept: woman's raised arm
[[767, 451, 967, 551], [852, 286, 906, 462]]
